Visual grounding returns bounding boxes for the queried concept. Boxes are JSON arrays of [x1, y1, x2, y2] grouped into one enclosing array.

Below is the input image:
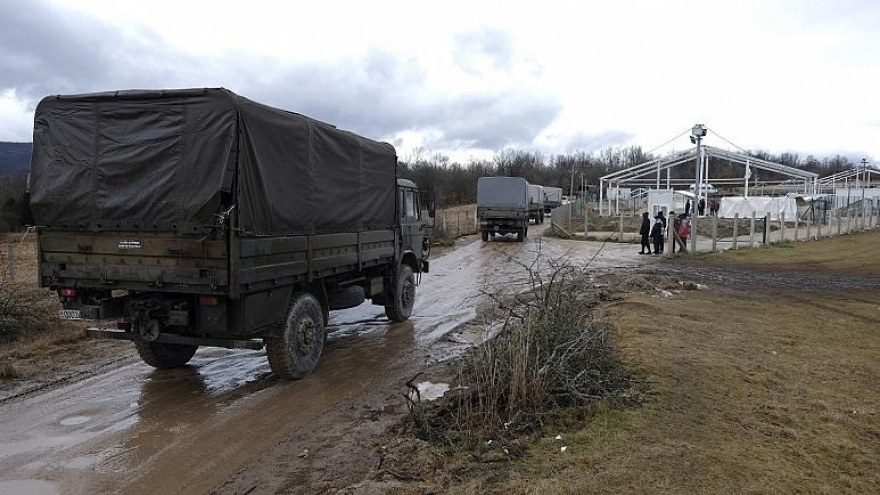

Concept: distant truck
[[543, 186, 563, 213], [528, 184, 545, 224], [477, 177, 529, 242], [29, 88, 431, 379]]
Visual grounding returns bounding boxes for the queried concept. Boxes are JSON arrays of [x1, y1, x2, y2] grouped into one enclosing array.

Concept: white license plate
[[59, 309, 82, 320]]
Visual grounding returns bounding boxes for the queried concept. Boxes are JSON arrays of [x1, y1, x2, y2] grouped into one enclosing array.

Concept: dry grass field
[[403, 230, 880, 494]]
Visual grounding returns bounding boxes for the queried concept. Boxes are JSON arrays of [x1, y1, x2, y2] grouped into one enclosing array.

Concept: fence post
[[6, 244, 14, 282], [733, 213, 739, 250], [847, 209, 852, 233], [711, 214, 717, 252], [618, 214, 624, 241], [583, 200, 588, 238], [817, 213, 823, 238], [749, 211, 756, 247], [764, 211, 770, 247], [838, 209, 842, 235], [794, 218, 799, 241], [806, 216, 812, 240], [780, 212, 786, 242]]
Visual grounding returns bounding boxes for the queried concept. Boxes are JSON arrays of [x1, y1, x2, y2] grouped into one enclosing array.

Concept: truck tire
[[385, 265, 415, 322], [481, 231, 489, 241], [516, 229, 524, 242], [134, 341, 198, 369], [327, 285, 365, 310], [539, 212, 544, 224], [266, 292, 324, 379]]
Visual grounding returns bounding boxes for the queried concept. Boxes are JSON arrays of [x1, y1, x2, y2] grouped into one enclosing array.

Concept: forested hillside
[[0, 142, 30, 175]]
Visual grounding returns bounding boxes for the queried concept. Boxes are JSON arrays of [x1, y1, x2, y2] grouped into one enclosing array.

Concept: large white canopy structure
[[599, 145, 819, 216], [817, 167, 880, 192]]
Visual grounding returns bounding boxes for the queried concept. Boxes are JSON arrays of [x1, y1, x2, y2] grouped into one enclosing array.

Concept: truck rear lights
[[60, 287, 76, 297], [199, 296, 220, 306]]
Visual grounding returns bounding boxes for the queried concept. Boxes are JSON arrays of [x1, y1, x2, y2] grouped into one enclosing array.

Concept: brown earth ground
[[2, 230, 879, 494], [392, 230, 880, 494]]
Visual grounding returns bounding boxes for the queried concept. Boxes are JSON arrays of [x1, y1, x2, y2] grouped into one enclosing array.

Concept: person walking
[[650, 215, 664, 254], [685, 199, 691, 217], [639, 211, 651, 254], [673, 212, 690, 253], [698, 198, 706, 216]]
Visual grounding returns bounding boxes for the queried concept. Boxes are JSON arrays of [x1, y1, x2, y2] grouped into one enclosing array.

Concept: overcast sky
[[1, 0, 878, 164]]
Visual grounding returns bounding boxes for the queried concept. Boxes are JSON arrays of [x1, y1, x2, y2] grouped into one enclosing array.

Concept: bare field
[[399, 230, 880, 494]]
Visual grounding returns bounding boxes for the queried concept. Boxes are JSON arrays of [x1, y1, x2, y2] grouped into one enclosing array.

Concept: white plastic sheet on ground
[[718, 196, 797, 221]]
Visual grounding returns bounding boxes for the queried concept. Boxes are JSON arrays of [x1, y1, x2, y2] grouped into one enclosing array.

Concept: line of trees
[[398, 146, 860, 209], [0, 145, 863, 231]]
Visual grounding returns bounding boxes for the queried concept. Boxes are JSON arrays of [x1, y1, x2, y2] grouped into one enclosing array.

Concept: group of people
[[684, 198, 719, 217], [639, 209, 692, 255]]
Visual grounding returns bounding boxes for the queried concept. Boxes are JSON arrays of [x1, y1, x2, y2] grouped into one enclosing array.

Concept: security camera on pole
[[689, 124, 707, 254]]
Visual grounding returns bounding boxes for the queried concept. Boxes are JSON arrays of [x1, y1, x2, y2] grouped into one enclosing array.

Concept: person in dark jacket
[[655, 211, 667, 253], [698, 198, 706, 216], [639, 212, 651, 254], [650, 214, 665, 254]]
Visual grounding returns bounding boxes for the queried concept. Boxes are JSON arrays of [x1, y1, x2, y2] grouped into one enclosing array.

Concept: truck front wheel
[[134, 341, 198, 369], [385, 265, 415, 322], [266, 292, 325, 379], [481, 231, 489, 241]]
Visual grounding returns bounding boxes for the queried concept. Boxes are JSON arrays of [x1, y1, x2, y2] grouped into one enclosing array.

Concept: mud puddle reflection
[[0, 229, 651, 494]]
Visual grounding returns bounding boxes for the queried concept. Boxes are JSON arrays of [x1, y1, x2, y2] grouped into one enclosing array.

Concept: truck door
[[399, 186, 423, 260]]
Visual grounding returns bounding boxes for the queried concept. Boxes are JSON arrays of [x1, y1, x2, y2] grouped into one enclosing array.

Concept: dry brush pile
[[407, 257, 632, 448]]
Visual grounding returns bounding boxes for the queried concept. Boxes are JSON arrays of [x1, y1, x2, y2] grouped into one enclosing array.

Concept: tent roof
[[600, 145, 819, 184]]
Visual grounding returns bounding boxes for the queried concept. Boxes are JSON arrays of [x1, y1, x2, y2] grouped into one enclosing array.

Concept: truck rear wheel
[[266, 292, 325, 379], [481, 231, 489, 241], [134, 341, 198, 369], [385, 265, 415, 322]]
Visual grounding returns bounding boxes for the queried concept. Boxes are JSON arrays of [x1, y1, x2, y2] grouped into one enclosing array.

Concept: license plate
[[59, 309, 82, 320]]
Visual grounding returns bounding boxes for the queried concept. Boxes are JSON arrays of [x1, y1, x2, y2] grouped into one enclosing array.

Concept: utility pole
[[690, 124, 707, 254]]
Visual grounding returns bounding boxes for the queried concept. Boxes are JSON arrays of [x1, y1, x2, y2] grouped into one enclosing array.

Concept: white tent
[[719, 196, 797, 221]]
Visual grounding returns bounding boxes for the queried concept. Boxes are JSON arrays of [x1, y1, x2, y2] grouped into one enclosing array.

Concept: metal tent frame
[[817, 167, 880, 192], [599, 145, 819, 216]]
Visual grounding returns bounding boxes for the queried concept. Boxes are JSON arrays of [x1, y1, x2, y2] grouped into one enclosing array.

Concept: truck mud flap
[[86, 328, 264, 350]]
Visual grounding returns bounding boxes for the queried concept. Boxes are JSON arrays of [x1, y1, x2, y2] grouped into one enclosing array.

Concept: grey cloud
[[453, 27, 514, 74], [1, 2, 560, 151], [0, 1, 198, 102], [233, 54, 561, 151], [561, 130, 635, 152]]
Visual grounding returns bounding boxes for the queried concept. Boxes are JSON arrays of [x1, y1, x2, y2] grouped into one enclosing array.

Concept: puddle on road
[[0, 230, 657, 494], [58, 416, 91, 427], [0, 479, 60, 495]]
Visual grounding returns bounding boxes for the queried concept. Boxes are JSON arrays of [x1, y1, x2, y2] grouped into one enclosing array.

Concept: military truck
[[528, 184, 545, 224], [477, 177, 529, 242], [543, 186, 563, 213], [29, 88, 430, 379]]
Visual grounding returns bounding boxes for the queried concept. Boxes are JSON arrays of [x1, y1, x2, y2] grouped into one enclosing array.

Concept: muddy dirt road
[[0, 228, 649, 494]]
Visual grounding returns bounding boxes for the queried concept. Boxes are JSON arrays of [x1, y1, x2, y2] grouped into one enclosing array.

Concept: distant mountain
[[0, 142, 31, 175]]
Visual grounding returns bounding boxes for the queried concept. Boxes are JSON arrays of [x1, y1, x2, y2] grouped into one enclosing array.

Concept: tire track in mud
[[0, 228, 654, 494]]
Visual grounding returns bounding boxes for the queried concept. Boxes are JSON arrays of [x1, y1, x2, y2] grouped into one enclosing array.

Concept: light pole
[[689, 124, 707, 254]]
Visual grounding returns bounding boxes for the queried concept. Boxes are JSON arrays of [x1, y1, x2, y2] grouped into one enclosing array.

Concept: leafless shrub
[[408, 257, 631, 446], [0, 282, 58, 343]]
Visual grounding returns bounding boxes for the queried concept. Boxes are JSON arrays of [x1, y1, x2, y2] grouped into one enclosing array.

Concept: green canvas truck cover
[[29, 88, 396, 235]]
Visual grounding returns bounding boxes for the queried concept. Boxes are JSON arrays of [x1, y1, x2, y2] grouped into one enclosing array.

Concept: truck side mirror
[[428, 201, 436, 219]]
